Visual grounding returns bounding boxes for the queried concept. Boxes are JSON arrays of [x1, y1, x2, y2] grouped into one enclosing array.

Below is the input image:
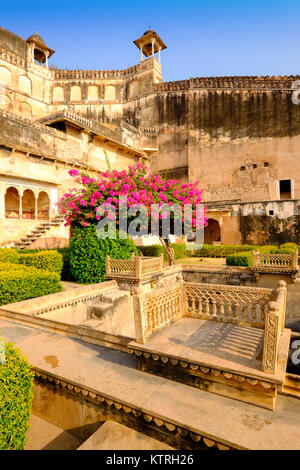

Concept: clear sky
[[1, 0, 299, 82]]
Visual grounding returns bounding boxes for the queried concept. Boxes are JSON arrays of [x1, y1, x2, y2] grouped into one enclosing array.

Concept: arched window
[[22, 189, 35, 219], [5, 187, 20, 218], [37, 191, 49, 220]]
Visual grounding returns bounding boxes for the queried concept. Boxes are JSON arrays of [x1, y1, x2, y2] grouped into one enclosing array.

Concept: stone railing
[[133, 280, 287, 373], [252, 250, 299, 272], [183, 282, 273, 329], [106, 254, 164, 279], [133, 284, 183, 343]]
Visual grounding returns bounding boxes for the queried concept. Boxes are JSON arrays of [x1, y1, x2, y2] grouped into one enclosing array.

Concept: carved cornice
[[33, 367, 236, 450]]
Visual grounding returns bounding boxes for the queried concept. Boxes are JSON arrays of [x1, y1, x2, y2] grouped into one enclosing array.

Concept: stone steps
[[11, 215, 65, 249]]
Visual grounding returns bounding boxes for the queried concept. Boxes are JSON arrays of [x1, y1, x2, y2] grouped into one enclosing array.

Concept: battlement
[[51, 57, 159, 81], [155, 75, 300, 92]]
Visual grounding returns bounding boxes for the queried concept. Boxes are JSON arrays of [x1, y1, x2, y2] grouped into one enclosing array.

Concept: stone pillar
[[19, 188, 23, 219], [34, 190, 38, 220], [140, 47, 143, 62], [0, 184, 5, 219], [151, 39, 155, 58], [45, 51, 49, 68], [158, 46, 161, 63]]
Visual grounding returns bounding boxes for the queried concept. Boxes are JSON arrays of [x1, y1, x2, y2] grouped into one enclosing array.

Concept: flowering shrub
[[60, 162, 206, 234]]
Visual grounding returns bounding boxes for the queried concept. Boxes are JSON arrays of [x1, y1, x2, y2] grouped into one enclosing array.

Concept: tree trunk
[[159, 237, 175, 266]]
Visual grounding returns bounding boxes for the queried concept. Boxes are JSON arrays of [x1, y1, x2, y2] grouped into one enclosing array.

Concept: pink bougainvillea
[[59, 162, 207, 232]]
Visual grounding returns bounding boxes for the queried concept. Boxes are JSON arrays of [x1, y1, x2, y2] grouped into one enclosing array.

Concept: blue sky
[[1, 0, 299, 81]]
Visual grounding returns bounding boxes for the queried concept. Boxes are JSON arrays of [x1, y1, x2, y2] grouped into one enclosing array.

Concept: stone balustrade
[[252, 250, 299, 273], [133, 280, 287, 374], [106, 254, 164, 279]]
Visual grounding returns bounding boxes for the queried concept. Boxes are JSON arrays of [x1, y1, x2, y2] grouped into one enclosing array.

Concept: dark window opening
[[33, 48, 46, 65], [253, 164, 257, 169], [240, 166, 246, 171], [269, 210, 274, 216], [279, 179, 292, 200], [264, 162, 269, 167]]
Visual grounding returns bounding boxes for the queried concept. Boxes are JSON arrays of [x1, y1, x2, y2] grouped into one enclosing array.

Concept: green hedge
[[191, 244, 257, 258], [16, 248, 72, 281], [226, 243, 299, 267], [139, 243, 187, 261], [0, 248, 19, 264], [0, 264, 62, 306], [226, 252, 253, 267], [0, 341, 34, 450], [18, 250, 63, 274], [70, 225, 139, 284]]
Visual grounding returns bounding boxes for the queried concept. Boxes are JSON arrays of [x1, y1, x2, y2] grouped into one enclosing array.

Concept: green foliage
[[139, 243, 187, 261], [258, 245, 278, 253], [70, 225, 139, 284], [0, 248, 19, 264], [17, 248, 72, 281], [0, 341, 34, 450], [226, 252, 253, 267], [0, 264, 62, 306], [279, 243, 298, 253], [18, 250, 63, 274], [138, 245, 164, 258], [192, 244, 257, 258]]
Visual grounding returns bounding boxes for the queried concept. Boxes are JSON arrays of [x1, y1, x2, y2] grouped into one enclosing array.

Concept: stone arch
[[19, 101, 33, 118], [70, 85, 81, 102], [22, 189, 35, 219], [5, 187, 20, 218], [87, 85, 98, 101], [37, 191, 50, 220], [204, 218, 221, 244], [53, 86, 64, 102], [19, 75, 32, 95], [0, 94, 12, 111], [0, 66, 12, 87]]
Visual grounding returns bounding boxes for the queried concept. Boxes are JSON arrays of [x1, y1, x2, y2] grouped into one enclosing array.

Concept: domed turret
[[134, 29, 167, 63]]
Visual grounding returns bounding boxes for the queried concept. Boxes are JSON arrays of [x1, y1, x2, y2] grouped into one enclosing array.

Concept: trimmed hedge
[[0, 341, 34, 450], [226, 243, 299, 267], [0, 264, 62, 306], [139, 243, 187, 261], [70, 225, 139, 284], [18, 250, 63, 274], [16, 248, 72, 281], [226, 252, 253, 267], [191, 244, 257, 258], [0, 248, 19, 264]]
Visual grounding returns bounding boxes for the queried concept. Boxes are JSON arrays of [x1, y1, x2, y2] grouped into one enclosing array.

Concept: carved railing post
[[252, 251, 259, 268], [262, 301, 280, 374], [106, 255, 111, 275], [292, 250, 299, 269], [133, 294, 147, 344], [135, 256, 143, 278], [276, 280, 287, 333]]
